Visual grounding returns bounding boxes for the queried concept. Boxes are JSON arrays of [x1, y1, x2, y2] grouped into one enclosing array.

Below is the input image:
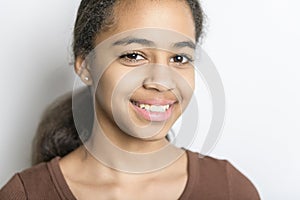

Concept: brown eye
[[120, 53, 145, 61], [119, 52, 147, 66], [170, 54, 192, 64], [173, 55, 184, 63]]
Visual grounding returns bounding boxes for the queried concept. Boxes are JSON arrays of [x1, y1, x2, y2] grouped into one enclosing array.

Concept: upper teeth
[[138, 103, 170, 112]]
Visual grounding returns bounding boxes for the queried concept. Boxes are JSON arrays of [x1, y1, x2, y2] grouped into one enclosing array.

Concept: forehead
[[96, 0, 195, 45]]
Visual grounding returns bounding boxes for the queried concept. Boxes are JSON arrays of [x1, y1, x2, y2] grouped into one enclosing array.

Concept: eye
[[119, 52, 147, 66], [121, 53, 144, 60], [170, 54, 193, 64]]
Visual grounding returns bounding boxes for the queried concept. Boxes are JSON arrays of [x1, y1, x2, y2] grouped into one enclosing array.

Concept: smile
[[130, 100, 176, 122], [131, 101, 170, 112]]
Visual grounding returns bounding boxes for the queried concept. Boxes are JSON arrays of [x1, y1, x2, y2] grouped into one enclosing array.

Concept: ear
[[74, 56, 93, 86]]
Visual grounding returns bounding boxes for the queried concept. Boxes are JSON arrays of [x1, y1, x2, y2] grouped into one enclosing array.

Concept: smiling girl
[[0, 0, 260, 199]]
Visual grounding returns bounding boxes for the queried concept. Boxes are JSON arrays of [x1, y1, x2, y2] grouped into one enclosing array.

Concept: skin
[[60, 0, 196, 199]]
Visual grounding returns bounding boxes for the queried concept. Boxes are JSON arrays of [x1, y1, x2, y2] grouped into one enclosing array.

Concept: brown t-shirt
[[0, 150, 260, 200]]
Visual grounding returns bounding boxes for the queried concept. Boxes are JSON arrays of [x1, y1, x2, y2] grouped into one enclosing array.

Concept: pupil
[[175, 56, 183, 62], [128, 54, 138, 59]]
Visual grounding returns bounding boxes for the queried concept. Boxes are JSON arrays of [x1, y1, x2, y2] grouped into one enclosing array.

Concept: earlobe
[[74, 57, 93, 85]]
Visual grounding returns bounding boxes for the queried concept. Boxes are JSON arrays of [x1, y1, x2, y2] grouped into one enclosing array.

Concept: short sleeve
[[0, 173, 27, 200], [225, 161, 261, 200]]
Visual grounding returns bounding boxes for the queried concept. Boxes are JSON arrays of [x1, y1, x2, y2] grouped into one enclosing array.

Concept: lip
[[130, 99, 177, 106], [129, 100, 176, 122]]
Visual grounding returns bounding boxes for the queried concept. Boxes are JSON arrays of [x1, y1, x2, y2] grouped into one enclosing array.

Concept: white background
[[1, 0, 300, 199]]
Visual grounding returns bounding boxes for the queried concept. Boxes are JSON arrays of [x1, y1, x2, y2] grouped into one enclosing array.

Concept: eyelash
[[119, 51, 194, 65], [171, 54, 194, 64], [119, 51, 146, 64]]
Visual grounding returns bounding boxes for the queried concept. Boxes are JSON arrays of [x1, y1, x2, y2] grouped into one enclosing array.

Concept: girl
[[0, 0, 260, 199]]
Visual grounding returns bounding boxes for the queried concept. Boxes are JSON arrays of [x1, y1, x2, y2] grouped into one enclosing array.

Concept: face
[[79, 0, 196, 144]]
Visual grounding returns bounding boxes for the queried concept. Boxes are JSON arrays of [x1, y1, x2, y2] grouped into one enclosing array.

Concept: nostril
[[143, 82, 173, 92], [142, 74, 176, 92]]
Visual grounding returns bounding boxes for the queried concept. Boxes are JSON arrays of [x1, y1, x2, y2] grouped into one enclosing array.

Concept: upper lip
[[130, 99, 177, 105]]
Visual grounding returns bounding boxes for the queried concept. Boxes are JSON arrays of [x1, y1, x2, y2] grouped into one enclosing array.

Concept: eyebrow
[[173, 41, 196, 50], [112, 37, 155, 47], [112, 37, 196, 50]]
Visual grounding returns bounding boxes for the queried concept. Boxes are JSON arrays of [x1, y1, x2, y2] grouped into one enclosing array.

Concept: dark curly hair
[[32, 0, 206, 164], [73, 0, 205, 59]]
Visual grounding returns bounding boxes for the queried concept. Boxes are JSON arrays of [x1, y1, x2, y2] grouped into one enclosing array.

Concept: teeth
[[137, 103, 170, 112]]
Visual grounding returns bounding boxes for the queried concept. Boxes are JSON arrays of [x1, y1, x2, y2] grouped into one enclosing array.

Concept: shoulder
[[186, 150, 261, 200], [0, 157, 63, 200], [0, 173, 26, 200]]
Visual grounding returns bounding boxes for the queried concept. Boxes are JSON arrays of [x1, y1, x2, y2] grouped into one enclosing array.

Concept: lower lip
[[130, 102, 174, 122]]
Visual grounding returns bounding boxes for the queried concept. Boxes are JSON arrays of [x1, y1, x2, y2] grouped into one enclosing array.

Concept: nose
[[143, 64, 176, 92]]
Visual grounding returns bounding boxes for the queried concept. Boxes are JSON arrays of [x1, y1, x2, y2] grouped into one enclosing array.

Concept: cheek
[[185, 68, 195, 92], [95, 63, 140, 109], [178, 68, 195, 94], [94, 66, 120, 113], [174, 68, 195, 112], [189, 69, 196, 90]]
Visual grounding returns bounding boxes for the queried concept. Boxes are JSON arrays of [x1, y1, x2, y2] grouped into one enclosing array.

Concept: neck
[[62, 145, 187, 186]]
